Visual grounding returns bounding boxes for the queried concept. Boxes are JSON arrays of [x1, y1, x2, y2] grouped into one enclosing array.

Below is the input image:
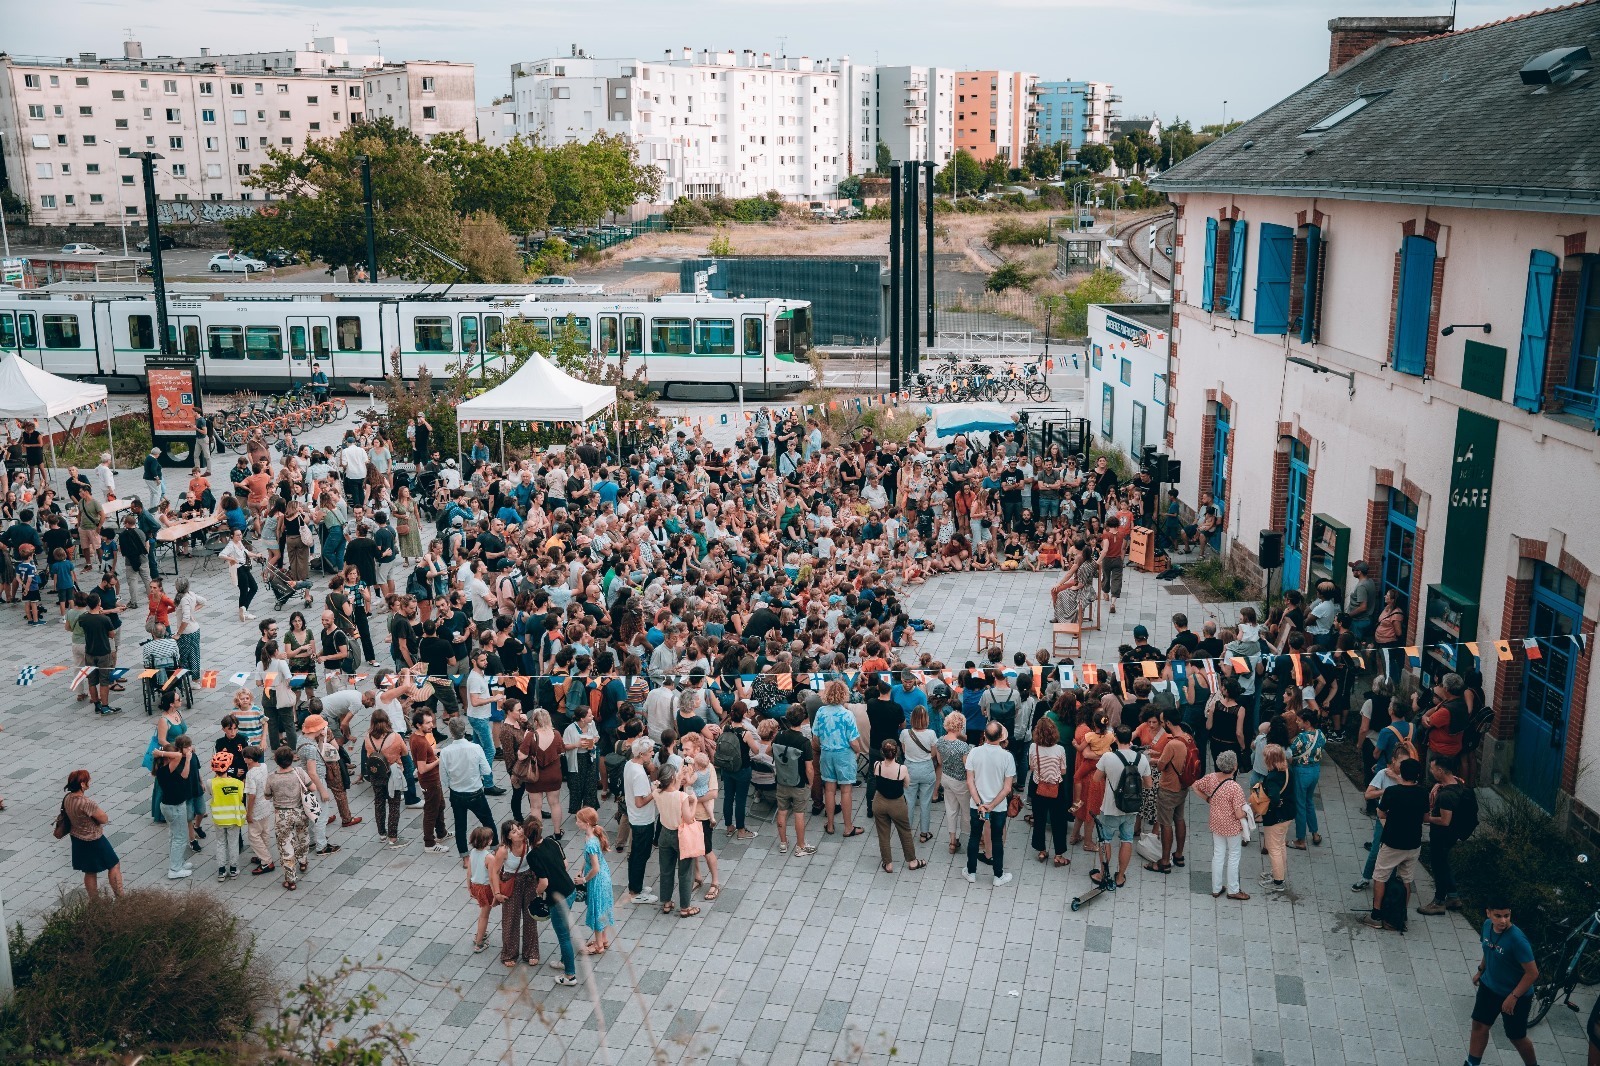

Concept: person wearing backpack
[[717, 702, 760, 841], [1420, 755, 1477, 916], [772, 705, 815, 856], [1090, 725, 1152, 891], [960, 666, 990, 745], [1419, 673, 1470, 770], [1150, 709, 1198, 873]]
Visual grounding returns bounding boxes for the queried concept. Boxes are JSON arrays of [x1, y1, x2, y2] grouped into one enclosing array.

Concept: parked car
[[60, 243, 104, 255], [208, 252, 266, 273], [263, 248, 297, 267], [136, 235, 176, 252], [531, 275, 582, 287]]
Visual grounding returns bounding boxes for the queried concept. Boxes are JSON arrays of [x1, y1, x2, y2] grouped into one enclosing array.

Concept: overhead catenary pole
[[359, 154, 378, 284], [888, 162, 902, 395], [923, 159, 935, 348], [137, 152, 172, 357], [905, 162, 918, 379]]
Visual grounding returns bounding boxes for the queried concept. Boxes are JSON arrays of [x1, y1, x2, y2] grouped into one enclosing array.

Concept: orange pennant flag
[[1230, 655, 1249, 675], [1495, 641, 1513, 661], [1082, 663, 1099, 686], [1291, 655, 1305, 687], [1141, 660, 1159, 679], [1464, 642, 1479, 658], [776, 673, 793, 690]]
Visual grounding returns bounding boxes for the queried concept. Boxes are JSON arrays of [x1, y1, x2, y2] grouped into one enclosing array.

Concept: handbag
[[53, 800, 71, 840], [298, 522, 315, 549], [1006, 792, 1024, 818], [299, 769, 323, 822], [1031, 749, 1059, 799], [678, 815, 707, 860]]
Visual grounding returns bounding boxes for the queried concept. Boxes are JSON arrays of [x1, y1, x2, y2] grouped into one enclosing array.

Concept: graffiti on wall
[[155, 201, 263, 225]]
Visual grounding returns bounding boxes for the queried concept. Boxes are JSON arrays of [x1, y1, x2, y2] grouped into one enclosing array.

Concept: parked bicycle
[[1529, 857, 1600, 1025]]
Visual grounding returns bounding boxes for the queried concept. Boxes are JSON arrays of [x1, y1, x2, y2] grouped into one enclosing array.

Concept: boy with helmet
[[209, 751, 248, 881]]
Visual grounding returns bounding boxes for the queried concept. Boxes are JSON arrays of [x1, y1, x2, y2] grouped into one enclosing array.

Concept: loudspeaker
[[1258, 530, 1285, 569], [1166, 459, 1183, 483], [1149, 454, 1169, 483]]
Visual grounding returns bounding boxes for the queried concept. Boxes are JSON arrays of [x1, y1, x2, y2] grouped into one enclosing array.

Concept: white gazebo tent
[[0, 353, 114, 477], [454, 352, 618, 466]]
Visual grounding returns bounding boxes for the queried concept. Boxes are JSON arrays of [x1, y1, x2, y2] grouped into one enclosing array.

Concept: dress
[[583, 835, 614, 933], [394, 500, 423, 560]]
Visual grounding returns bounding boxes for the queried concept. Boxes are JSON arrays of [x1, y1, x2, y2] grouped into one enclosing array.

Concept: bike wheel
[[1026, 379, 1052, 402], [1531, 929, 1585, 1025], [331, 398, 348, 420], [229, 433, 250, 456]]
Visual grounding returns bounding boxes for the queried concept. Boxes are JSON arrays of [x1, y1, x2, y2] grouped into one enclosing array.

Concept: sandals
[[661, 902, 676, 915], [678, 907, 701, 917], [1053, 855, 1069, 867], [1312, 833, 1323, 846], [1143, 861, 1172, 874], [919, 832, 933, 844], [1288, 841, 1308, 851], [1227, 892, 1251, 901], [283, 878, 296, 890], [473, 939, 488, 953], [883, 863, 895, 873], [907, 860, 927, 871], [949, 839, 960, 854], [1173, 854, 1186, 867], [1037, 851, 1049, 863], [703, 884, 721, 901], [842, 827, 864, 838]]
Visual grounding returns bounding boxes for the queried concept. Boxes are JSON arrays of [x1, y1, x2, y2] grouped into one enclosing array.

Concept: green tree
[[225, 117, 457, 280], [1111, 137, 1138, 174], [544, 130, 661, 227], [1125, 129, 1158, 171], [1077, 143, 1113, 174], [934, 149, 984, 195], [837, 174, 863, 200], [455, 211, 526, 283], [981, 155, 1010, 190], [1160, 120, 1199, 169], [875, 140, 892, 174], [427, 131, 553, 232], [1023, 142, 1060, 180], [1059, 267, 1126, 334], [986, 262, 1035, 292], [708, 225, 733, 257]]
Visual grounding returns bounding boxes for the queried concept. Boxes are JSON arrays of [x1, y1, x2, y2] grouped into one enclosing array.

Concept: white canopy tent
[[454, 352, 619, 465], [0, 353, 114, 476]]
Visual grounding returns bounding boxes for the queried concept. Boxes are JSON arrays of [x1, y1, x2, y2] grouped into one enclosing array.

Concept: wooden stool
[[976, 616, 1004, 654]]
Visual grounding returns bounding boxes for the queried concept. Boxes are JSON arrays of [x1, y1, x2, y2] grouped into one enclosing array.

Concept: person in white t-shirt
[[964, 721, 1016, 887], [1093, 725, 1153, 890], [241, 746, 277, 874], [621, 737, 659, 904]]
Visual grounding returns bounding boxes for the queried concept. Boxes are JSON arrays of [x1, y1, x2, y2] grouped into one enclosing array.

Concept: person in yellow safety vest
[[209, 751, 248, 881]]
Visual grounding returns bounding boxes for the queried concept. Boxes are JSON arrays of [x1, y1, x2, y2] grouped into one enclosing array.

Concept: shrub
[[988, 220, 1050, 247], [1, 889, 273, 1052], [985, 262, 1035, 293], [56, 413, 153, 470]]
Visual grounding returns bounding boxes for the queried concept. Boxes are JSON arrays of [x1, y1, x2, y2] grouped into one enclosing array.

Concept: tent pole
[[45, 413, 58, 494], [498, 422, 505, 468], [105, 406, 115, 492]]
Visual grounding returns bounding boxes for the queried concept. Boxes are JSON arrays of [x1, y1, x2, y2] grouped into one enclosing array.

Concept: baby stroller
[[261, 557, 314, 611]]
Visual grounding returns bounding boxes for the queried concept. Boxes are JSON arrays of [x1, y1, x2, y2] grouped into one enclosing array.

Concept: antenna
[[778, 35, 788, 55], [123, 27, 134, 40]]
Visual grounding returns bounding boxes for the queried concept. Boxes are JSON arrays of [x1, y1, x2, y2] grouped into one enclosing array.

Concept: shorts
[[57, 588, 76, 605], [1472, 983, 1532, 1042], [1156, 787, 1187, 829], [468, 881, 494, 907], [1095, 812, 1136, 844], [774, 784, 809, 813], [819, 748, 857, 785], [1372, 844, 1420, 884], [88, 652, 116, 685]]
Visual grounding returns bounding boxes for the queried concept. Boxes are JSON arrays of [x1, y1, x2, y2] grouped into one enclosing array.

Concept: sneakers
[[548, 958, 566, 971], [1418, 901, 1448, 916], [554, 974, 579, 987], [1258, 870, 1274, 885], [217, 866, 228, 882], [189, 840, 203, 854], [631, 892, 659, 905], [484, 786, 508, 797], [386, 838, 407, 849], [734, 829, 757, 841], [227, 866, 239, 879], [777, 841, 789, 854], [317, 843, 341, 855], [993, 873, 1013, 888], [405, 801, 425, 810], [1351, 879, 1370, 891], [424, 843, 449, 854], [167, 869, 192, 880], [795, 845, 817, 857], [1270, 881, 1288, 894], [965, 871, 977, 883]]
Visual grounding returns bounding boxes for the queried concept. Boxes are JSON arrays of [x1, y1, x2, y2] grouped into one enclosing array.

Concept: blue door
[[1210, 403, 1230, 550], [1381, 489, 1418, 633], [1283, 440, 1310, 591], [1512, 565, 1585, 812]]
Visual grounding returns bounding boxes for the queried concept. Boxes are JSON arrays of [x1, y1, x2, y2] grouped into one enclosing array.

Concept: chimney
[[123, 40, 143, 60], [199, 47, 209, 57], [1327, 15, 1455, 72]]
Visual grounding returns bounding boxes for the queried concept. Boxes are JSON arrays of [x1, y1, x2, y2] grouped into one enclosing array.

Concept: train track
[[1108, 210, 1175, 285]]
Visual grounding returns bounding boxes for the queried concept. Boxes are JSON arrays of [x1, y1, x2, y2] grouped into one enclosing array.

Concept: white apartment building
[[0, 39, 474, 227], [874, 66, 955, 168]]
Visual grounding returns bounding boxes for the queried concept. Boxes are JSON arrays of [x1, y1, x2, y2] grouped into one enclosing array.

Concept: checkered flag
[[15, 666, 37, 687]]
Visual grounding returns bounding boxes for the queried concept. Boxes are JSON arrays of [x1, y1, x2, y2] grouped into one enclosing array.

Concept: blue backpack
[[962, 685, 986, 732]]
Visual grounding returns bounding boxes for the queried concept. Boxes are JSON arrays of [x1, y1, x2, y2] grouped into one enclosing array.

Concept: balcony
[[903, 108, 926, 125]]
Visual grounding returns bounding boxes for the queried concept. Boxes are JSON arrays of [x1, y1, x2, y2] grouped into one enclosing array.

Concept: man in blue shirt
[[890, 671, 929, 726], [1466, 896, 1539, 1066]]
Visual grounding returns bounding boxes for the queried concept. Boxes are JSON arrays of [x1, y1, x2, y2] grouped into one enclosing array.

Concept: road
[[7, 241, 329, 282]]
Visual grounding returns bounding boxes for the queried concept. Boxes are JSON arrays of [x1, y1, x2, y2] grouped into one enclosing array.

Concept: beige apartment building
[[0, 39, 474, 228]]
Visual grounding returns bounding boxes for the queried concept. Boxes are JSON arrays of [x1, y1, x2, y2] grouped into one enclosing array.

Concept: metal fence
[[679, 256, 885, 346]]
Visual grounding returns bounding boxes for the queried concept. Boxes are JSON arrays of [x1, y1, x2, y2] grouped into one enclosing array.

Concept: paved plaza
[[0, 460, 1588, 1066]]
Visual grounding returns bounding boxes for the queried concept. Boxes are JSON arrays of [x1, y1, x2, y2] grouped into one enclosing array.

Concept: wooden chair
[[976, 616, 1004, 654], [1079, 589, 1101, 632], [1052, 617, 1084, 658]]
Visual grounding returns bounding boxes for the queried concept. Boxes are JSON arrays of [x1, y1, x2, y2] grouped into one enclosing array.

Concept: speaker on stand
[[1259, 530, 1284, 610]]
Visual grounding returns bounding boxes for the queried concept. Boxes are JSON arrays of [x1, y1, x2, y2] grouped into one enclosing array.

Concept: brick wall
[[1561, 615, 1597, 797], [1212, 219, 1233, 312], [1492, 574, 1534, 742], [1424, 256, 1446, 379], [1547, 265, 1582, 411], [1385, 251, 1402, 366]]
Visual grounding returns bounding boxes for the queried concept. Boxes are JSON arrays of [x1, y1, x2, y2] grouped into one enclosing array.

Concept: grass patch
[[55, 414, 153, 471], [1181, 554, 1251, 603]]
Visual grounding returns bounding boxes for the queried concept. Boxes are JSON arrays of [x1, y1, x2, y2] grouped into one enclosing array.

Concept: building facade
[[0, 39, 474, 227], [1086, 303, 1171, 459], [1153, 10, 1600, 820], [872, 65, 954, 170], [953, 70, 1039, 169], [1035, 80, 1114, 153]]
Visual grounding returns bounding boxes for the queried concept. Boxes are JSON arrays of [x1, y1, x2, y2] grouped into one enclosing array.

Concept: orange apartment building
[[954, 70, 1040, 169]]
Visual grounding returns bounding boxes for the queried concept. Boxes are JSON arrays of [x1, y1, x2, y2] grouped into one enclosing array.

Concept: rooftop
[[1153, 1, 1600, 212]]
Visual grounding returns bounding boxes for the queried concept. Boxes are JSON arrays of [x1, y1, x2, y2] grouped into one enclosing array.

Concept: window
[[276, 83, 289, 94], [124, 205, 138, 216], [278, 110, 291, 120], [34, 163, 50, 179], [202, 109, 216, 123], [199, 81, 214, 95], [207, 325, 245, 359], [694, 318, 736, 354], [743, 316, 764, 356], [79, 105, 93, 116], [1131, 401, 1146, 455], [115, 118, 129, 130], [1293, 225, 1325, 344], [414, 317, 453, 352], [1253, 222, 1294, 335], [171, 164, 186, 177], [421, 106, 436, 120], [651, 317, 692, 354], [483, 315, 504, 351], [1100, 383, 1114, 437], [43, 314, 81, 348], [1153, 374, 1166, 404], [17, 314, 37, 348], [75, 76, 88, 88], [246, 326, 283, 360], [1381, 488, 1418, 633], [1512, 563, 1587, 810], [23, 74, 40, 89], [349, 86, 361, 99], [523, 317, 551, 341], [82, 135, 97, 146], [63, 195, 75, 206], [552, 87, 570, 100], [237, 164, 251, 176], [163, 107, 180, 123], [421, 77, 436, 92], [598, 315, 619, 354], [163, 79, 178, 95], [232, 110, 247, 123], [169, 136, 184, 150], [623, 316, 643, 354], [255, 83, 264, 94], [31, 134, 48, 149], [336, 317, 362, 351], [615, 87, 627, 99], [1209, 401, 1230, 547], [39, 195, 56, 209], [1119, 358, 1132, 386], [237, 137, 250, 151], [88, 193, 103, 204], [306, 95, 318, 105], [122, 174, 135, 185], [89, 163, 106, 175], [1514, 250, 1560, 413], [1201, 217, 1218, 313], [1564, 255, 1600, 419], [1225, 219, 1248, 320], [128, 315, 156, 350], [206, 163, 222, 178], [27, 104, 43, 119], [1391, 235, 1436, 376], [1305, 94, 1383, 133]]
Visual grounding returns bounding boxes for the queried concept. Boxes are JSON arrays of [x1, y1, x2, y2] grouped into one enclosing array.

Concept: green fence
[[679, 256, 885, 346]]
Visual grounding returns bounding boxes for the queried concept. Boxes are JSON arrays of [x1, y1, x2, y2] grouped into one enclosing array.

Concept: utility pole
[[137, 152, 172, 355], [359, 154, 378, 283], [888, 161, 902, 394], [923, 159, 935, 348], [905, 161, 918, 380]]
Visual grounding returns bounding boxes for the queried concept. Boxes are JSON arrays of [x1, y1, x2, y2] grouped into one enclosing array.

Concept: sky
[[5, 0, 1543, 124]]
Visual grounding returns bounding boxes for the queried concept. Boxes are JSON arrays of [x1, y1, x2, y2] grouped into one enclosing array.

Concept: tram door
[[287, 316, 332, 389], [168, 316, 203, 361]]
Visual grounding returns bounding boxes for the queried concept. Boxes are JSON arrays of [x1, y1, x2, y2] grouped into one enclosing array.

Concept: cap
[[210, 750, 234, 774], [1351, 560, 1369, 573], [301, 714, 328, 735], [451, 514, 464, 527], [1133, 625, 1149, 640]]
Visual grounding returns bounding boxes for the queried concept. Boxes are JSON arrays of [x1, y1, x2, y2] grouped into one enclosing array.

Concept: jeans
[[627, 820, 657, 894], [548, 894, 577, 977], [449, 788, 497, 856], [658, 825, 695, 908], [967, 808, 1008, 878], [146, 479, 166, 506], [1361, 817, 1384, 880], [236, 565, 258, 609], [1431, 832, 1458, 903], [400, 751, 419, 806], [161, 801, 190, 873], [321, 526, 346, 574], [214, 825, 242, 871], [906, 759, 936, 834], [419, 777, 446, 848], [1292, 763, 1321, 841], [1211, 833, 1242, 894], [468, 716, 497, 789], [722, 766, 752, 830]]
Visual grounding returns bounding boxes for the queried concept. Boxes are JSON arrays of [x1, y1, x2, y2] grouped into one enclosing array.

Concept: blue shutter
[[1391, 235, 1436, 376], [1514, 250, 1559, 412], [1253, 223, 1293, 335], [1226, 219, 1248, 319], [1201, 217, 1217, 313], [1299, 225, 1322, 345]]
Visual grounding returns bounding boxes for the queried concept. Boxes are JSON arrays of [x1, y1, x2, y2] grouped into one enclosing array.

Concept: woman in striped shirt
[[1029, 717, 1071, 866]]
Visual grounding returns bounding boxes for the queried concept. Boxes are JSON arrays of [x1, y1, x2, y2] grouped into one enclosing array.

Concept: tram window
[[207, 324, 245, 359], [335, 316, 362, 351], [127, 314, 156, 350], [414, 317, 453, 353], [554, 314, 591, 348], [43, 314, 81, 349], [18, 313, 38, 349], [651, 317, 692, 354], [525, 316, 551, 342], [311, 325, 330, 359], [180, 324, 201, 359], [694, 318, 735, 355], [623, 315, 643, 355], [459, 316, 479, 355], [0, 315, 14, 349], [246, 325, 283, 359], [483, 314, 504, 350], [598, 315, 619, 355], [743, 317, 763, 356], [289, 325, 307, 360]]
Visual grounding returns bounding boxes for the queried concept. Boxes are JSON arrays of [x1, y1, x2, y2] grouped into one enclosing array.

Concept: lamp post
[[135, 153, 171, 354], [0, 130, 12, 258], [111, 143, 130, 256]]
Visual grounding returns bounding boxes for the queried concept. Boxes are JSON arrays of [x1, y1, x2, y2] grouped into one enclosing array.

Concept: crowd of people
[[21, 401, 1508, 1018]]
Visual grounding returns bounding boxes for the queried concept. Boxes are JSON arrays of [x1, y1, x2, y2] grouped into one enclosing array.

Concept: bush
[[1, 889, 273, 1053], [55, 414, 153, 471], [988, 220, 1051, 247], [985, 262, 1035, 293]]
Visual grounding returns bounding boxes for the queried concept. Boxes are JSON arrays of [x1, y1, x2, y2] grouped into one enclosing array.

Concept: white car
[[209, 252, 267, 273], [60, 243, 104, 255]]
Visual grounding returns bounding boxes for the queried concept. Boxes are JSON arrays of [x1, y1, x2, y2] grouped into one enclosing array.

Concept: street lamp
[[110, 142, 131, 256], [0, 130, 11, 258]]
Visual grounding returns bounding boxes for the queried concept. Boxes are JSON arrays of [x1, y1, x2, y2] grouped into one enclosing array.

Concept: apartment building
[[0, 39, 474, 226], [872, 65, 954, 169], [952, 70, 1040, 169], [1151, 11, 1600, 818], [1035, 80, 1116, 152], [362, 61, 477, 140]]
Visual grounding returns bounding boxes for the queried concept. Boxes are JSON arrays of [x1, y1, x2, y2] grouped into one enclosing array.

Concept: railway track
[[1108, 210, 1175, 285]]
